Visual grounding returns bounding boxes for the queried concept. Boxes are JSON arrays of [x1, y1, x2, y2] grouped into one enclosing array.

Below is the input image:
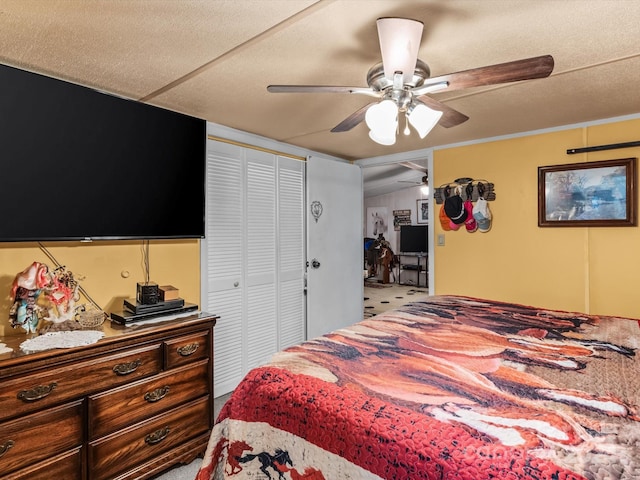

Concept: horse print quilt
[[196, 295, 640, 479]]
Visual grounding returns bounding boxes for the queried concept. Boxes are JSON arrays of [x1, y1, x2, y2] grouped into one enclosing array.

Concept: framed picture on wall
[[393, 209, 411, 231], [367, 207, 389, 237], [538, 157, 637, 227], [416, 199, 429, 224]]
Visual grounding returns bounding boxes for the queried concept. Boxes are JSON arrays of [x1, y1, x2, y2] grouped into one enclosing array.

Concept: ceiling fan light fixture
[[368, 129, 396, 146], [376, 17, 424, 84], [365, 99, 398, 144], [407, 102, 443, 139]]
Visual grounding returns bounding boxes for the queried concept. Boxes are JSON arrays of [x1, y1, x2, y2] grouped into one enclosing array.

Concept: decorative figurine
[[45, 265, 80, 322], [9, 262, 81, 333], [9, 261, 51, 333]]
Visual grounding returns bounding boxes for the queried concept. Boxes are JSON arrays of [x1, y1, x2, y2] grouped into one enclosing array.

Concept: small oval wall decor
[[310, 201, 323, 223]]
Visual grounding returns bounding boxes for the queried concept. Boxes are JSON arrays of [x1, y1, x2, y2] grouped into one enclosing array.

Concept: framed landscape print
[[538, 157, 637, 227]]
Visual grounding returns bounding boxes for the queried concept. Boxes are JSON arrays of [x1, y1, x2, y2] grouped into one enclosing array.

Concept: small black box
[[137, 282, 159, 305], [124, 297, 184, 314], [110, 302, 199, 324]]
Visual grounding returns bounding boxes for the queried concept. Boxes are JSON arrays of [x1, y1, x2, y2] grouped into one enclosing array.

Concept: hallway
[[363, 279, 429, 318]]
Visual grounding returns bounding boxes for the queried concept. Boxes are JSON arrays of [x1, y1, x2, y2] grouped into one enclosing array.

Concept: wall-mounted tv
[[0, 63, 205, 242], [400, 225, 428, 254]]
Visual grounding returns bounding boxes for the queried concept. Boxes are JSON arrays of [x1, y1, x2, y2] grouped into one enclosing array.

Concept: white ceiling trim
[[207, 121, 347, 164]]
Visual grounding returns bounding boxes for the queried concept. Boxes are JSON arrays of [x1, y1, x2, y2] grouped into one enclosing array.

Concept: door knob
[[311, 259, 321, 269]]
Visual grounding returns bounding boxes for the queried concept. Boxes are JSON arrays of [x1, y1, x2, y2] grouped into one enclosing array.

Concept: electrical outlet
[[437, 234, 445, 246]]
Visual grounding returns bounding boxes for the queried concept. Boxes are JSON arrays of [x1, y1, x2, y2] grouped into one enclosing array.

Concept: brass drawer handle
[[112, 359, 142, 376], [17, 382, 57, 402], [145, 426, 170, 445], [177, 342, 199, 357], [0, 440, 14, 458], [144, 386, 170, 403]]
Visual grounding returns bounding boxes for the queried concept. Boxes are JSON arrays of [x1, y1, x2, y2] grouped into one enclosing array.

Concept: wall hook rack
[[434, 178, 496, 204]]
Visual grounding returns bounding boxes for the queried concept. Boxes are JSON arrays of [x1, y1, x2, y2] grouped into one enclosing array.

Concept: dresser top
[[0, 312, 217, 374]]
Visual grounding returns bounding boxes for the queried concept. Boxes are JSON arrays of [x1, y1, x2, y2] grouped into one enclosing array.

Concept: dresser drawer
[[88, 396, 211, 480], [88, 358, 210, 439], [1, 447, 83, 480], [0, 344, 162, 422], [164, 330, 210, 369], [0, 400, 83, 476]]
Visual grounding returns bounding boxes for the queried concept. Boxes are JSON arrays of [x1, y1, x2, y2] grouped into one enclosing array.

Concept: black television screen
[[0, 63, 205, 242], [400, 225, 428, 253]]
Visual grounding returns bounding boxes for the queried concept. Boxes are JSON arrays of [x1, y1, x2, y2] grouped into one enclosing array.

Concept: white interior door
[[306, 156, 363, 339]]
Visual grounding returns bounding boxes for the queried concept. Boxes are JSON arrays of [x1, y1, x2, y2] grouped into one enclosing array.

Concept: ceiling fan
[[267, 18, 554, 145], [399, 176, 428, 185], [396, 162, 428, 186]]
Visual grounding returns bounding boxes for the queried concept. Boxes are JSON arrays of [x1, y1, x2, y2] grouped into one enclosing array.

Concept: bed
[[196, 295, 640, 479]]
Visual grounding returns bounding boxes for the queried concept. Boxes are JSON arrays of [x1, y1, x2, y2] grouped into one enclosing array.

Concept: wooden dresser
[[0, 313, 217, 480]]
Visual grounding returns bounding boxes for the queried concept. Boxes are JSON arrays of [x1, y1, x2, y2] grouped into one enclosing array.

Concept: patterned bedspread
[[197, 295, 640, 479]]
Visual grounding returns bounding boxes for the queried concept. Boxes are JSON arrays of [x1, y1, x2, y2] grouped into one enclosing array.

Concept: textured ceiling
[[1, 0, 639, 196]]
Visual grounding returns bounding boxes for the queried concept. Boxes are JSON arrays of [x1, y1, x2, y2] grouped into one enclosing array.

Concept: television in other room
[[400, 225, 428, 254]]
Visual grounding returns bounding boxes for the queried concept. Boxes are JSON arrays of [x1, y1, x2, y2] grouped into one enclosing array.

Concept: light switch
[[437, 234, 445, 246]]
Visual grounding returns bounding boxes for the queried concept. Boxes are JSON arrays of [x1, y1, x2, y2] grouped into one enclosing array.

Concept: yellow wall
[[433, 117, 640, 318], [0, 240, 200, 336]]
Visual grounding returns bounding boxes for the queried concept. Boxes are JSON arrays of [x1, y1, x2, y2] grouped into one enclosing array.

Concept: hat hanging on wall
[[439, 204, 452, 231], [443, 187, 467, 224], [437, 180, 494, 234], [464, 199, 477, 233], [473, 197, 492, 232]]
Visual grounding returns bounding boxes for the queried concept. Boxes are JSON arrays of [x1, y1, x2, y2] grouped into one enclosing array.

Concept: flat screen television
[[0, 63, 206, 242], [400, 225, 428, 254]]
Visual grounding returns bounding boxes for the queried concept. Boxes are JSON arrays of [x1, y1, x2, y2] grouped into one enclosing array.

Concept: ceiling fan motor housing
[[366, 59, 431, 92]]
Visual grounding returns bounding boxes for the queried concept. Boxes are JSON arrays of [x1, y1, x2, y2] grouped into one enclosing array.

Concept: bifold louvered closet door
[[203, 139, 306, 396]]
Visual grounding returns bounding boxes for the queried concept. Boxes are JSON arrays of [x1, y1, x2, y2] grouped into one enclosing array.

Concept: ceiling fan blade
[[330, 102, 378, 132], [399, 161, 426, 173], [423, 55, 554, 92], [416, 95, 469, 128], [267, 85, 381, 97], [411, 81, 449, 97]]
